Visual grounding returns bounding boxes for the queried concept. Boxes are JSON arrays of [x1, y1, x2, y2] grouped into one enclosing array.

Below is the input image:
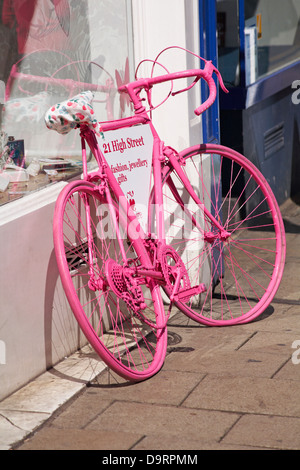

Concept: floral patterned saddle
[[45, 91, 103, 137]]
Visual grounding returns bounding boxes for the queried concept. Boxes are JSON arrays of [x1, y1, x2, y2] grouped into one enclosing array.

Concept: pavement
[[1, 194, 300, 451]]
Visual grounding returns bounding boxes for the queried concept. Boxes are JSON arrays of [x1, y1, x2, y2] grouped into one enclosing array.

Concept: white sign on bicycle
[[98, 124, 153, 231]]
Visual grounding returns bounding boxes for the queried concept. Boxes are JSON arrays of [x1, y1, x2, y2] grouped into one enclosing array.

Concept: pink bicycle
[[46, 47, 286, 381]]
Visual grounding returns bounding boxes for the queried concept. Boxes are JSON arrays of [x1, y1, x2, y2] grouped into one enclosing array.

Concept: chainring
[[157, 244, 191, 302]]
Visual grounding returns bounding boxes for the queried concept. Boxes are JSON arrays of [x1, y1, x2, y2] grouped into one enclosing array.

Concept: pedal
[[174, 283, 206, 302]]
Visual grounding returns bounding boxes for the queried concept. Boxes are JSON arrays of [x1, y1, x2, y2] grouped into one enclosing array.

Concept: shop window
[[0, 0, 134, 206]]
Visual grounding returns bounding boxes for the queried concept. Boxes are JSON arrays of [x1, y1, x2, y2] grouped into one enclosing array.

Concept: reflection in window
[[245, 0, 300, 79], [217, 0, 240, 88], [0, 0, 133, 206], [217, 0, 300, 88]]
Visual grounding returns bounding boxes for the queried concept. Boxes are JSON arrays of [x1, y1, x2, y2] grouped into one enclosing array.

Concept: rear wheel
[[53, 180, 167, 380], [159, 144, 286, 325]]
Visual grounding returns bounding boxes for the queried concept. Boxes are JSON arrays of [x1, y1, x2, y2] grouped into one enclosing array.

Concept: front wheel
[[160, 144, 286, 325], [53, 180, 167, 381]]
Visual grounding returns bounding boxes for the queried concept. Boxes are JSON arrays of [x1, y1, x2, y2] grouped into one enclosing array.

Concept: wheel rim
[[158, 145, 286, 325], [54, 181, 167, 380]]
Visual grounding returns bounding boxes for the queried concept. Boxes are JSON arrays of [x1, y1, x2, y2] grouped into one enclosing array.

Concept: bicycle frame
[[50, 55, 230, 303], [49, 46, 286, 366], [80, 110, 226, 292]]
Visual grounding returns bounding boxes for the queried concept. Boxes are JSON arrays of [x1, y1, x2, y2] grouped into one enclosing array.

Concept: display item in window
[[26, 159, 40, 177], [7, 136, 25, 168]]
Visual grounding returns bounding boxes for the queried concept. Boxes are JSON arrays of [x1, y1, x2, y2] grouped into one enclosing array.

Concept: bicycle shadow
[[283, 218, 300, 234]]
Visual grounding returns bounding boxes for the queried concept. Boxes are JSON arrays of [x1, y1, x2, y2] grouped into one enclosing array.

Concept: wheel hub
[[204, 229, 231, 244]]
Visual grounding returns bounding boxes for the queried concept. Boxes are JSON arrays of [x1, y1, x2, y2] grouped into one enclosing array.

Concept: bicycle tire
[[158, 143, 286, 325], [53, 180, 167, 381]]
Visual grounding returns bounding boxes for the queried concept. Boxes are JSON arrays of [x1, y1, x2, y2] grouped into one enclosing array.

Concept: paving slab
[[222, 414, 300, 450], [237, 330, 299, 355], [132, 433, 269, 450], [164, 347, 291, 378], [183, 374, 300, 417], [18, 427, 142, 451], [254, 304, 300, 334], [85, 401, 240, 443], [274, 355, 300, 381]]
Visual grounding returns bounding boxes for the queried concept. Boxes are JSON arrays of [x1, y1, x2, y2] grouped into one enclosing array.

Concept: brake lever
[[213, 67, 229, 94]]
